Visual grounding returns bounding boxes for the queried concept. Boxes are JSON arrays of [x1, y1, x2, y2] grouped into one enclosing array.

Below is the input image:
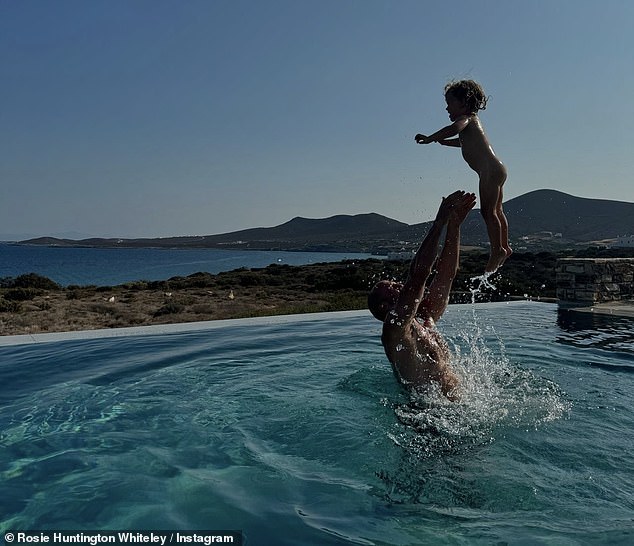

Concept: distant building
[[387, 250, 415, 261], [614, 235, 634, 248]]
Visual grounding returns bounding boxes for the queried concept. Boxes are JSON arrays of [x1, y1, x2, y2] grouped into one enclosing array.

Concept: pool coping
[[557, 301, 634, 318], [0, 309, 371, 346]]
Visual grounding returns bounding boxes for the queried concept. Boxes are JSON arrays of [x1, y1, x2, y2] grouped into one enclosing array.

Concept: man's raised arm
[[392, 191, 466, 323]]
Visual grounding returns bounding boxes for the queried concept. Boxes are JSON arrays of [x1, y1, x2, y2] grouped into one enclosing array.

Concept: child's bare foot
[[485, 248, 507, 273]]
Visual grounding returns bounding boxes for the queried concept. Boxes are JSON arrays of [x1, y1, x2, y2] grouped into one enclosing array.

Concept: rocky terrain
[[0, 251, 565, 336]]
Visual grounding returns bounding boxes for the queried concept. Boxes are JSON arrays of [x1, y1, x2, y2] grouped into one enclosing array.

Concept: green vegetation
[[0, 299, 21, 313], [0, 273, 61, 290], [3, 287, 41, 301], [153, 302, 185, 317]]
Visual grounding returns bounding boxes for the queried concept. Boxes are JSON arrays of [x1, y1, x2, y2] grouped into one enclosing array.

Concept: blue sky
[[2, 0, 633, 239]]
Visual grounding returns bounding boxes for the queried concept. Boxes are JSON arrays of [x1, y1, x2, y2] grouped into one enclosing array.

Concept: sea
[[0, 243, 379, 287]]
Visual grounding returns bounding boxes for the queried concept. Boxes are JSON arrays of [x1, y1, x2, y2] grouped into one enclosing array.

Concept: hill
[[202, 213, 409, 243], [484, 189, 634, 243], [388, 189, 634, 249], [19, 189, 634, 253]]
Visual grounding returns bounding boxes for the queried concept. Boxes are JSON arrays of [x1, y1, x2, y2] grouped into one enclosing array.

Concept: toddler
[[415, 80, 511, 272]]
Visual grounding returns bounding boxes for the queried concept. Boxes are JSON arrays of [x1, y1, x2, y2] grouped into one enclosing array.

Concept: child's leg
[[496, 187, 512, 257], [479, 177, 507, 272]]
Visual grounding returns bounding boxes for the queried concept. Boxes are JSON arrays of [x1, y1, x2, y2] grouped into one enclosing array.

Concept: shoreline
[[0, 245, 381, 288], [0, 255, 560, 337]]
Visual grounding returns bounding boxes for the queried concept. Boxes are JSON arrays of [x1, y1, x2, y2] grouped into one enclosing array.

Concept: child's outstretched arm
[[438, 138, 460, 147], [415, 116, 470, 145]]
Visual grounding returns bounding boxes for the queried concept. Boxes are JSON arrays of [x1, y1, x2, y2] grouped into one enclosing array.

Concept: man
[[368, 190, 476, 400]]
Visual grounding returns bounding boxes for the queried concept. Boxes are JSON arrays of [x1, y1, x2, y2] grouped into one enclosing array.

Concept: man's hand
[[435, 190, 466, 223], [415, 133, 433, 144], [449, 192, 477, 225]]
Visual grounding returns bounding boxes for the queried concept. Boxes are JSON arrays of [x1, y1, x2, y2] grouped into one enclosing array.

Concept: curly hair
[[444, 80, 488, 113]]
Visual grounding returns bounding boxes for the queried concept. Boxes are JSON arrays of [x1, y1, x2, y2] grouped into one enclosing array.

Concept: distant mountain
[[21, 213, 413, 252], [205, 213, 409, 243], [19, 190, 634, 253], [453, 189, 634, 245], [505, 189, 634, 241]]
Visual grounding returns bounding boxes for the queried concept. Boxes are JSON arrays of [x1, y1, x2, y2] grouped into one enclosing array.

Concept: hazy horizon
[[4, 187, 633, 242]]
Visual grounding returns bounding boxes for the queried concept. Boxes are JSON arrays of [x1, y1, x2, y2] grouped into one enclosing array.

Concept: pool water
[[1, 302, 633, 545]]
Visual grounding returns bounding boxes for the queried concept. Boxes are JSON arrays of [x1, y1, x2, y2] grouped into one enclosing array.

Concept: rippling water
[[1, 302, 633, 544]]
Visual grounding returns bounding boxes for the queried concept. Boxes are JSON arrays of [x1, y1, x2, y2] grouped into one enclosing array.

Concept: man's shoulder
[[381, 314, 414, 341]]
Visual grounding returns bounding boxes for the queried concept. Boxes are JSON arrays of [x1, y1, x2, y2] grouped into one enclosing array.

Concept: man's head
[[368, 280, 403, 321]]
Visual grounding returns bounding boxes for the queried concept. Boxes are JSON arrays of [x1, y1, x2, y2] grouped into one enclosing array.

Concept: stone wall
[[556, 258, 634, 306]]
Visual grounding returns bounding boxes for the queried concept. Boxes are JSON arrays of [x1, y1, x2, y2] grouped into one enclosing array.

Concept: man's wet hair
[[367, 283, 386, 321]]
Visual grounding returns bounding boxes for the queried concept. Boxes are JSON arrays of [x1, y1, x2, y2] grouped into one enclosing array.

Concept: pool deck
[[558, 300, 634, 318]]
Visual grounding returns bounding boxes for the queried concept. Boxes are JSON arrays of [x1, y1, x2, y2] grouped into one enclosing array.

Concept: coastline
[[0, 254, 559, 337], [0, 244, 379, 288]]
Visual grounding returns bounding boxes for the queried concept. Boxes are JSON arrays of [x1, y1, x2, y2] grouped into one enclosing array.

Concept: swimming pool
[[1, 301, 633, 545]]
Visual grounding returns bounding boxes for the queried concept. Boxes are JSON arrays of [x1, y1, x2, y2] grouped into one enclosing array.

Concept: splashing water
[[469, 271, 498, 303], [388, 273, 568, 452], [391, 313, 568, 444], [379, 297, 571, 504]]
